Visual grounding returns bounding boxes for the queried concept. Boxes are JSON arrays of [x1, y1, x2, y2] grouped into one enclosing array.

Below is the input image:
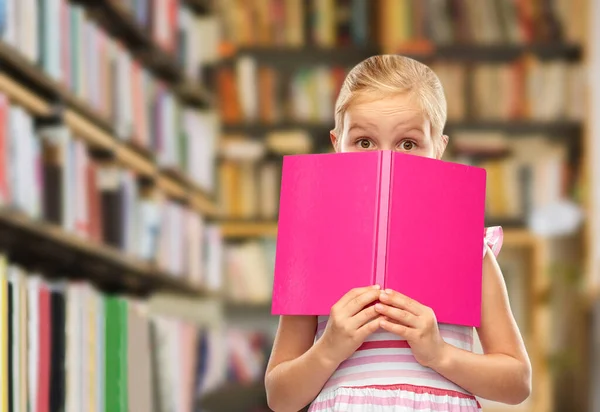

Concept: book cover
[[272, 151, 486, 327]]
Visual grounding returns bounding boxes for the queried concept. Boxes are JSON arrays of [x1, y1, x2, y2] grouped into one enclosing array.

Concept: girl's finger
[[356, 315, 384, 341], [379, 289, 423, 316], [374, 304, 418, 328], [343, 288, 382, 317], [380, 317, 413, 339], [335, 285, 380, 309], [350, 304, 380, 329]]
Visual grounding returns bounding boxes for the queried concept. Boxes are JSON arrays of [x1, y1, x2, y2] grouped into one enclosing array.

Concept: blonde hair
[[333, 55, 447, 148]]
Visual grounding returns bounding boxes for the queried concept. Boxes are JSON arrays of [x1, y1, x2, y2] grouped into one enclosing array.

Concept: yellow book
[[0, 254, 8, 412]]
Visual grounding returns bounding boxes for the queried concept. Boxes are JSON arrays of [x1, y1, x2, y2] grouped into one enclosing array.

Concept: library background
[[0, 0, 599, 412]]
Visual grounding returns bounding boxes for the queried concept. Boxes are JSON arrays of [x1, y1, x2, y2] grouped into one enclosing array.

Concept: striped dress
[[308, 227, 504, 412]]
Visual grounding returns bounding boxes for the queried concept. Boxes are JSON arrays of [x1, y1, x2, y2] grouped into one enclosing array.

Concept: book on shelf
[[0, 0, 219, 193], [0, 94, 223, 288], [452, 132, 581, 237], [0, 258, 262, 412], [216, 0, 584, 51], [217, 56, 584, 127], [224, 239, 276, 305], [272, 151, 487, 327]]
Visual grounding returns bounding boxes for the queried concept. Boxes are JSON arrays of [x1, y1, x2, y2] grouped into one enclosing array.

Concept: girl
[[265, 55, 532, 412]]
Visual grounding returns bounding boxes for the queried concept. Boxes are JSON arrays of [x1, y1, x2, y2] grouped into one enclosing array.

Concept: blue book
[[350, 0, 369, 46]]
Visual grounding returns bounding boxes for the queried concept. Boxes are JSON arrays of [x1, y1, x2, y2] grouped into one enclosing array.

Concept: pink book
[[271, 151, 487, 327]]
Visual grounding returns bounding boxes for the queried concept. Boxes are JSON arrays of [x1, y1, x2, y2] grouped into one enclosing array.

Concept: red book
[[37, 285, 51, 412]]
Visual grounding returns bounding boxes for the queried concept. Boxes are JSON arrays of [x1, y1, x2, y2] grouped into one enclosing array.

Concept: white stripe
[[315, 386, 476, 405], [349, 348, 414, 358], [332, 363, 435, 380], [439, 324, 474, 336], [323, 376, 469, 395]]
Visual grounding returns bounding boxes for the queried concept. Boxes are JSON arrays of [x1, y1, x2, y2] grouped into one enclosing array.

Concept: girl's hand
[[375, 289, 449, 368], [318, 285, 383, 366]]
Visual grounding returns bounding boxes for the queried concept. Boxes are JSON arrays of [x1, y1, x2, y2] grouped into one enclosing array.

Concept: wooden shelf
[[222, 43, 582, 68], [73, 0, 212, 107], [198, 381, 267, 412], [0, 209, 212, 297], [220, 221, 278, 238], [0, 71, 219, 217], [223, 120, 582, 142], [225, 300, 272, 314], [182, 0, 212, 14]]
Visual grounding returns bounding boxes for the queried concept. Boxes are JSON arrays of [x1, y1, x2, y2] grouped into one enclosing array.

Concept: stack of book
[[0, 256, 269, 412], [0, 94, 223, 287]]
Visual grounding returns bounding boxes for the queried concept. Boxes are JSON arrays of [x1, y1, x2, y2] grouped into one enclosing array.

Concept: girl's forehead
[[349, 93, 423, 114]]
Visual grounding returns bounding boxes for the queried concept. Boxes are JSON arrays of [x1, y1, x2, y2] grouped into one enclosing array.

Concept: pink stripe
[[374, 151, 391, 287], [325, 369, 450, 389], [311, 387, 479, 411], [338, 354, 416, 370], [357, 340, 411, 351]]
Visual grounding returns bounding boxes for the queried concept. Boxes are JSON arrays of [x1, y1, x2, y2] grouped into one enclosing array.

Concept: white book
[[236, 57, 258, 122], [205, 225, 223, 291], [2, 0, 17, 47], [27, 276, 40, 412]]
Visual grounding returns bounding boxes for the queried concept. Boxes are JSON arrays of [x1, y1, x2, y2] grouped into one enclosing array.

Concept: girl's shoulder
[[484, 226, 503, 258]]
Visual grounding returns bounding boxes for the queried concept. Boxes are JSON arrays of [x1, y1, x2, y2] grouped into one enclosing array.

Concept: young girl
[[265, 55, 532, 412]]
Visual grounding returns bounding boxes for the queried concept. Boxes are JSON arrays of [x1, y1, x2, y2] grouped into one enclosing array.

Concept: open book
[[271, 151, 487, 327]]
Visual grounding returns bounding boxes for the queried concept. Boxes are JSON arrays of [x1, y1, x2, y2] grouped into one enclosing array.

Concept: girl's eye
[[401, 140, 415, 151], [358, 139, 373, 149]]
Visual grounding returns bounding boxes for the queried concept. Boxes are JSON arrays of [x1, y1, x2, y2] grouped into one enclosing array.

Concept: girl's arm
[[376, 246, 531, 405], [265, 286, 382, 412], [432, 246, 532, 404], [264, 315, 337, 412]]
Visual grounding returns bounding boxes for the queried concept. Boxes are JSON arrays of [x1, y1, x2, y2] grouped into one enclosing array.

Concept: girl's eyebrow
[[348, 121, 377, 132]]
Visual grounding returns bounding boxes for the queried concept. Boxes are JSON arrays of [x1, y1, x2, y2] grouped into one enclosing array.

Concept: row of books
[[0, 95, 223, 285], [452, 132, 574, 234], [118, 0, 182, 54], [118, 0, 220, 78], [432, 59, 585, 122], [217, 0, 370, 48], [0, 259, 270, 412], [0, 1, 219, 190], [219, 159, 280, 221], [218, 57, 585, 125], [216, 0, 584, 50], [224, 239, 276, 305], [378, 0, 584, 53], [218, 59, 345, 125]]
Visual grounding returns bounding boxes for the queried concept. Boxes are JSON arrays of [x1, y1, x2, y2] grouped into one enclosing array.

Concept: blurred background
[[0, 0, 597, 411]]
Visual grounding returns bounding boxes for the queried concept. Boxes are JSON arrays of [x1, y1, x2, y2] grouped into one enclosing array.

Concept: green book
[[105, 296, 128, 412]]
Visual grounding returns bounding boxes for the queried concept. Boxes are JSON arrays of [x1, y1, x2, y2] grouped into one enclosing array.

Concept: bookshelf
[[0, 209, 210, 297], [0, 70, 219, 217], [0, 0, 242, 411]]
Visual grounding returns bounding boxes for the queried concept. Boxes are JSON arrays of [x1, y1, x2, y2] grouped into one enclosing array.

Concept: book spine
[[374, 151, 392, 288]]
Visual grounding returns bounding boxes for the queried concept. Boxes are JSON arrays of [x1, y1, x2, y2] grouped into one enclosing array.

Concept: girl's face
[[332, 93, 447, 160]]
